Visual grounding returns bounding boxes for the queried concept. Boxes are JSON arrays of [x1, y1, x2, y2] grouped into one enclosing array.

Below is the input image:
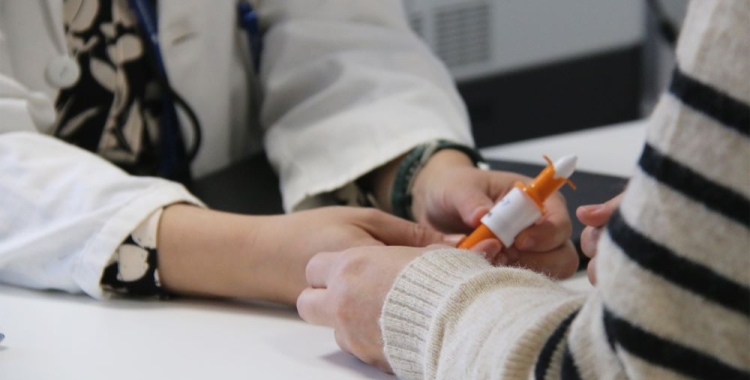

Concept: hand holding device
[[458, 155, 577, 250]]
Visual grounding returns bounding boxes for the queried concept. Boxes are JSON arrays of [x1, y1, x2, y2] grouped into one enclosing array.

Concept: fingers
[[442, 234, 466, 247], [576, 193, 625, 227], [587, 256, 598, 285], [297, 288, 332, 326], [577, 193, 623, 260], [360, 210, 445, 247], [453, 189, 494, 228], [469, 239, 503, 263], [514, 194, 573, 252], [305, 251, 340, 288], [580, 225, 602, 259], [508, 240, 579, 279], [299, 251, 341, 325], [575, 205, 610, 228]]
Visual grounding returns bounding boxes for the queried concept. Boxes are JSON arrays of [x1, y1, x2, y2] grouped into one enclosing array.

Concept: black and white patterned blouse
[[54, 0, 165, 176], [101, 209, 167, 298], [54, 0, 168, 297]]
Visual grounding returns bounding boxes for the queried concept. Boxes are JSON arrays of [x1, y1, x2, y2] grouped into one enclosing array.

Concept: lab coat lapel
[[156, 0, 207, 90]]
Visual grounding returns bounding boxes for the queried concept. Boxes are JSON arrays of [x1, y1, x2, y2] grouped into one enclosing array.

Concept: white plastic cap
[[553, 155, 577, 179]]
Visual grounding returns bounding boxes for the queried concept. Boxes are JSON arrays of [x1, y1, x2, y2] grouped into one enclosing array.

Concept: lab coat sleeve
[[257, 0, 475, 211], [0, 72, 203, 299], [0, 132, 203, 299]]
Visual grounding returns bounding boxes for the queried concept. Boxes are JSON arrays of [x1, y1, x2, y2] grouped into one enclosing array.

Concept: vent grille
[[434, 2, 491, 68]]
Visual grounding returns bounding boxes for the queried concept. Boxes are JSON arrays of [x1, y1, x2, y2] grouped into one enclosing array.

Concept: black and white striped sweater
[[380, 1, 750, 379]]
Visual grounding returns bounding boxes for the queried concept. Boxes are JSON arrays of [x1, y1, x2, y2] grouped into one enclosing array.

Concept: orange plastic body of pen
[[458, 155, 577, 250]]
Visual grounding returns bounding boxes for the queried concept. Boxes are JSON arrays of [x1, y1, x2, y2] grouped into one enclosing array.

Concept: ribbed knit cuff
[[380, 248, 491, 380]]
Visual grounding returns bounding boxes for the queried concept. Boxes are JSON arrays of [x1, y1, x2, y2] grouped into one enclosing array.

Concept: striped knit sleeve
[[379, 1, 750, 379], [564, 1, 750, 379]]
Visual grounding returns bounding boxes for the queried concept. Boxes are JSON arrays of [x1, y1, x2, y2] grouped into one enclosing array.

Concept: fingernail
[[443, 234, 465, 246], [579, 204, 604, 215]]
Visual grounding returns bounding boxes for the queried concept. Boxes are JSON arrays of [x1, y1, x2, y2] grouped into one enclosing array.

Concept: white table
[[0, 120, 647, 379], [480, 119, 647, 178], [0, 285, 396, 380]]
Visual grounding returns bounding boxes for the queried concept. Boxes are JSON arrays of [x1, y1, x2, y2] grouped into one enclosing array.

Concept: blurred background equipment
[[403, 0, 687, 147]]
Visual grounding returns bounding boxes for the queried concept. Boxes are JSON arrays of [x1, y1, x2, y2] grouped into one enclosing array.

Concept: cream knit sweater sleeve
[[380, 1, 750, 379]]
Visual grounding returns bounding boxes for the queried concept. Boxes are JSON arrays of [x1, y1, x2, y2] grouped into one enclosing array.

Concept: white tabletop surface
[[480, 119, 648, 178], [0, 281, 594, 380], [0, 285, 398, 380], [0, 120, 647, 379]]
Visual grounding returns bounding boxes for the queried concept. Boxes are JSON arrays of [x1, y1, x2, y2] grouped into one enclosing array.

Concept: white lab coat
[[0, 0, 472, 298]]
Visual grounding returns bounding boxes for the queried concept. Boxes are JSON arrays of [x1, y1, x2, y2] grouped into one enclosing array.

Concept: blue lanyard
[[238, 1, 263, 73], [127, 0, 169, 78], [125, 0, 262, 180], [128, 0, 188, 181]]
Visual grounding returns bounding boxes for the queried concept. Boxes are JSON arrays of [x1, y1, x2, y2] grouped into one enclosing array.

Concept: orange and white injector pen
[[458, 155, 577, 250]]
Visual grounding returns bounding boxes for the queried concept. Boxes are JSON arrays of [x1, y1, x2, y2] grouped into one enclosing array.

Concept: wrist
[[410, 149, 475, 223], [157, 205, 279, 301], [239, 214, 312, 304], [358, 153, 407, 214], [391, 140, 486, 221]]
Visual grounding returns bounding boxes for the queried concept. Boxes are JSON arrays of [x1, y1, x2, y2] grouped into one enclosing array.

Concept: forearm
[[157, 205, 301, 304]]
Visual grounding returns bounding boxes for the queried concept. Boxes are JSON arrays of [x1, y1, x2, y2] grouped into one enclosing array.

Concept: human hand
[[576, 193, 624, 285], [157, 205, 452, 305], [253, 207, 453, 304], [297, 244, 430, 372], [411, 150, 578, 278]]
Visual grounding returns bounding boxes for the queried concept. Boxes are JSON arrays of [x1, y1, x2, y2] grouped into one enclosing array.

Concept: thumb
[[454, 189, 495, 228]]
